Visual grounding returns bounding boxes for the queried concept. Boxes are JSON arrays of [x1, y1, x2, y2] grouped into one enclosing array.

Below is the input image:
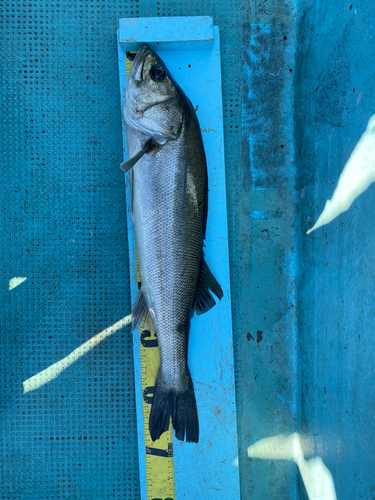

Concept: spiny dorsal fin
[[193, 257, 223, 316]]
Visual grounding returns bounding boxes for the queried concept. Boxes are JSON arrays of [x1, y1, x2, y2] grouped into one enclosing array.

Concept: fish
[[123, 44, 223, 443]]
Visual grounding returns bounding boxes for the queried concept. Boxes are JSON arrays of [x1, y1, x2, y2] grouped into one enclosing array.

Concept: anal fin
[[132, 289, 156, 332]]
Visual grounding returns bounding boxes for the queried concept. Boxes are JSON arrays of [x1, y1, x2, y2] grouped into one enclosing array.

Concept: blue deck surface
[[1, 0, 375, 499], [295, 2, 375, 498]]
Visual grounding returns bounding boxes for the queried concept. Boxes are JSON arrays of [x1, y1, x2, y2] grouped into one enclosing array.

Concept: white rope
[[23, 314, 132, 394]]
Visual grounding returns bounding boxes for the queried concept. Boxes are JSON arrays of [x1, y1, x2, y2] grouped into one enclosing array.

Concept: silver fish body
[[124, 45, 223, 443]]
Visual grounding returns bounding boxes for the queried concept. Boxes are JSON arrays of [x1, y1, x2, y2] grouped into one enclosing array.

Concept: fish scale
[[133, 121, 204, 383]]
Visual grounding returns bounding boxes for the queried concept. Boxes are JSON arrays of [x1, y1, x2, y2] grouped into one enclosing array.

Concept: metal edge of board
[[117, 17, 240, 500]]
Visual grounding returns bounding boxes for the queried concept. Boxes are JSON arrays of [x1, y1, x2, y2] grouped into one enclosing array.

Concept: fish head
[[125, 44, 184, 143]]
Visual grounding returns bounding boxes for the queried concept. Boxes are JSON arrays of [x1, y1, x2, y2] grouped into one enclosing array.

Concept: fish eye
[[149, 65, 166, 82]]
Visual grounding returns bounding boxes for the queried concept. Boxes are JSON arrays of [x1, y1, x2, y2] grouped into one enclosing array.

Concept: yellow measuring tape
[[126, 54, 175, 500]]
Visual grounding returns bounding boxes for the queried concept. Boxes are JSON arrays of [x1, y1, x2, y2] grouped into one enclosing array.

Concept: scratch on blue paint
[[276, 393, 287, 405], [248, 24, 271, 65], [242, 24, 273, 191], [249, 210, 281, 219]]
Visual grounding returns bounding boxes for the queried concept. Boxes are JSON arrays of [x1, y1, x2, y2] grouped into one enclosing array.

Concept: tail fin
[[149, 370, 199, 443]]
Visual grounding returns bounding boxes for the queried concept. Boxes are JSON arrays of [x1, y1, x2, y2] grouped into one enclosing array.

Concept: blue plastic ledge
[[118, 16, 214, 51]]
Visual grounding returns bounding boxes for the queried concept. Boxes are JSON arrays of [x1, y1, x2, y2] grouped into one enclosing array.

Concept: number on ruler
[[143, 386, 154, 404], [151, 498, 174, 500], [146, 443, 173, 458], [141, 329, 158, 348]]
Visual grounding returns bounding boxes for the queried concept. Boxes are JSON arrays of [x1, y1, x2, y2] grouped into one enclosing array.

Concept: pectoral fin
[[193, 257, 224, 316], [120, 138, 156, 173]]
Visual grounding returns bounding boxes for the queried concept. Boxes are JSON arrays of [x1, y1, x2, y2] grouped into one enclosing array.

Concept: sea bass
[[122, 44, 223, 443]]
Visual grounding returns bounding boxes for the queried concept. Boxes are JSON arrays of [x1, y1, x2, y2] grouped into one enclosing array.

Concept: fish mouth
[[128, 43, 152, 81]]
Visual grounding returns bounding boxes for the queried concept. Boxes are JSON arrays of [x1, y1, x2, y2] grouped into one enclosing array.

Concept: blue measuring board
[[117, 16, 240, 499]]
